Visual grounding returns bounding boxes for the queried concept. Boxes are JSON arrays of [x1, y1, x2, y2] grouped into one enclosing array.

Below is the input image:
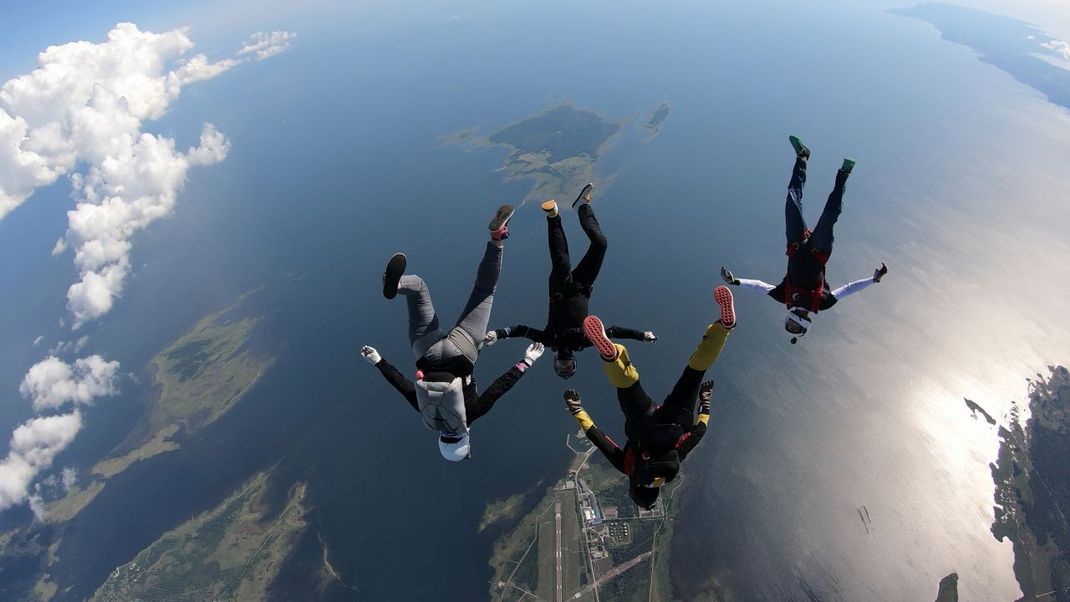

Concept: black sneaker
[[489, 204, 514, 240], [383, 253, 406, 299], [572, 183, 594, 210]]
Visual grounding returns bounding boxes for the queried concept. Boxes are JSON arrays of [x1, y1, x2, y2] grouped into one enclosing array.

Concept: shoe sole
[[572, 183, 593, 210], [789, 135, 809, 159], [489, 204, 515, 232], [714, 285, 735, 328], [583, 315, 617, 359], [383, 253, 406, 299], [541, 200, 558, 215]]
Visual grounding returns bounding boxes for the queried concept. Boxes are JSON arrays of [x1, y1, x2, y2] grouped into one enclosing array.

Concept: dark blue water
[[4, 1, 1070, 600]]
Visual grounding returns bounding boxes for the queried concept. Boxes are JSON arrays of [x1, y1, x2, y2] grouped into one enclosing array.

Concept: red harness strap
[[784, 279, 826, 311], [623, 447, 635, 476], [784, 230, 831, 311], [786, 229, 812, 257]]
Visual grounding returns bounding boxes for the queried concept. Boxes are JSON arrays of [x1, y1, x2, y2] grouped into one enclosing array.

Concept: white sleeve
[[830, 277, 876, 301], [737, 278, 776, 294]]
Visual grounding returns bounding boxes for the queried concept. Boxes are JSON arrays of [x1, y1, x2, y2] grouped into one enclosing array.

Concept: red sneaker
[[714, 285, 736, 329], [489, 204, 514, 241], [583, 315, 618, 360]]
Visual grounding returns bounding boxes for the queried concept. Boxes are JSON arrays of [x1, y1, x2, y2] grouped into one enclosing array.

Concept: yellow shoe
[[541, 199, 559, 218]]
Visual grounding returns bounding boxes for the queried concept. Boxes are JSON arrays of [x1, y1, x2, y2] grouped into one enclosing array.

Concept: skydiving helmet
[[785, 308, 812, 344], [553, 349, 577, 379]]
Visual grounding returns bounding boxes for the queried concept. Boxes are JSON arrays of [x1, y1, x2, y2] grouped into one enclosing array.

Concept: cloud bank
[[0, 411, 83, 511], [0, 23, 294, 327], [0, 24, 293, 513], [19, 355, 120, 412]]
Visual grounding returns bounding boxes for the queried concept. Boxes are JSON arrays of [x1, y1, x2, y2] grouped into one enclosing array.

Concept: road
[[572, 552, 653, 599], [555, 499, 563, 602]]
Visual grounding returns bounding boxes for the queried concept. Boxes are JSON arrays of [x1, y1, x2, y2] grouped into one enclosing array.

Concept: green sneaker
[[840, 158, 856, 175], [789, 135, 810, 159]]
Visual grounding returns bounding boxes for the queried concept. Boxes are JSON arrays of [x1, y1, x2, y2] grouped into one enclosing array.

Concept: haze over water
[[1, 1, 1069, 599]]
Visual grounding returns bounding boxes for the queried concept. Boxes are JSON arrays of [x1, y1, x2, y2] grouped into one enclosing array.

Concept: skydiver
[[720, 136, 888, 343], [361, 205, 545, 461], [483, 184, 656, 379], [563, 285, 736, 510]]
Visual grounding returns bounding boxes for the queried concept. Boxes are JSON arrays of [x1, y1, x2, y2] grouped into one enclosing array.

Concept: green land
[[448, 104, 622, 204], [642, 102, 671, 139], [989, 365, 1070, 601], [0, 293, 276, 601], [489, 432, 680, 602], [93, 292, 273, 478], [91, 471, 308, 601]]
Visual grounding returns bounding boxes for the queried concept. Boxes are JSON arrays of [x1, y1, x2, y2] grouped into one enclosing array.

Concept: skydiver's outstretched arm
[[484, 325, 550, 346], [564, 390, 627, 474], [467, 343, 544, 424], [736, 278, 776, 294], [830, 265, 886, 302], [606, 326, 657, 342], [361, 347, 418, 411]]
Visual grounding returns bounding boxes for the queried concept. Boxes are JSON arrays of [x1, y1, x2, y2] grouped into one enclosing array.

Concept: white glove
[[523, 342, 545, 365], [360, 345, 381, 365], [483, 331, 499, 346], [643, 331, 658, 342]]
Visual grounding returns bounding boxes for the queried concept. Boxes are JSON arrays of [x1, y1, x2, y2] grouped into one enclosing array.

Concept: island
[[964, 398, 997, 425], [642, 102, 671, 140], [91, 470, 308, 601], [445, 104, 623, 204], [0, 291, 277, 600], [93, 290, 274, 478], [988, 365, 1070, 599]]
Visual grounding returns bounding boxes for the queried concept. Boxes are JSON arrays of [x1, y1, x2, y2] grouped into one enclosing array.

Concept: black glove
[[564, 389, 584, 415], [873, 262, 888, 283], [698, 380, 714, 414], [720, 266, 740, 286]]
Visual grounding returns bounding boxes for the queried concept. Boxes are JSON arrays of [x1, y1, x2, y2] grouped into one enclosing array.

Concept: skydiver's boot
[[489, 204, 514, 243], [571, 183, 594, 210], [541, 199, 559, 218], [839, 158, 855, 176], [382, 252, 406, 299], [789, 135, 810, 160], [583, 315, 619, 361]]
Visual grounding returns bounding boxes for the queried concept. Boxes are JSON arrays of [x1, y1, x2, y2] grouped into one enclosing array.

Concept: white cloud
[[0, 23, 289, 328], [19, 354, 120, 412], [0, 411, 82, 511], [61, 467, 78, 491], [62, 123, 229, 326], [49, 335, 89, 355], [1041, 39, 1070, 61], [237, 31, 296, 60], [0, 22, 292, 514], [32, 335, 44, 347]]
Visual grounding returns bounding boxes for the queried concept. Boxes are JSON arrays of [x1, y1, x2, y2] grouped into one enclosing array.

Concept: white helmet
[[785, 309, 812, 344], [438, 432, 471, 462]]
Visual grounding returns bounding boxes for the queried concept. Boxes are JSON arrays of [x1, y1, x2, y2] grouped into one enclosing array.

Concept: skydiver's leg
[[655, 367, 705, 429], [655, 322, 731, 427], [455, 241, 503, 343], [620, 383, 656, 440], [602, 343, 655, 436], [785, 157, 808, 245], [570, 204, 608, 287], [398, 275, 442, 358], [547, 213, 572, 288], [808, 169, 848, 258], [602, 343, 640, 389]]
